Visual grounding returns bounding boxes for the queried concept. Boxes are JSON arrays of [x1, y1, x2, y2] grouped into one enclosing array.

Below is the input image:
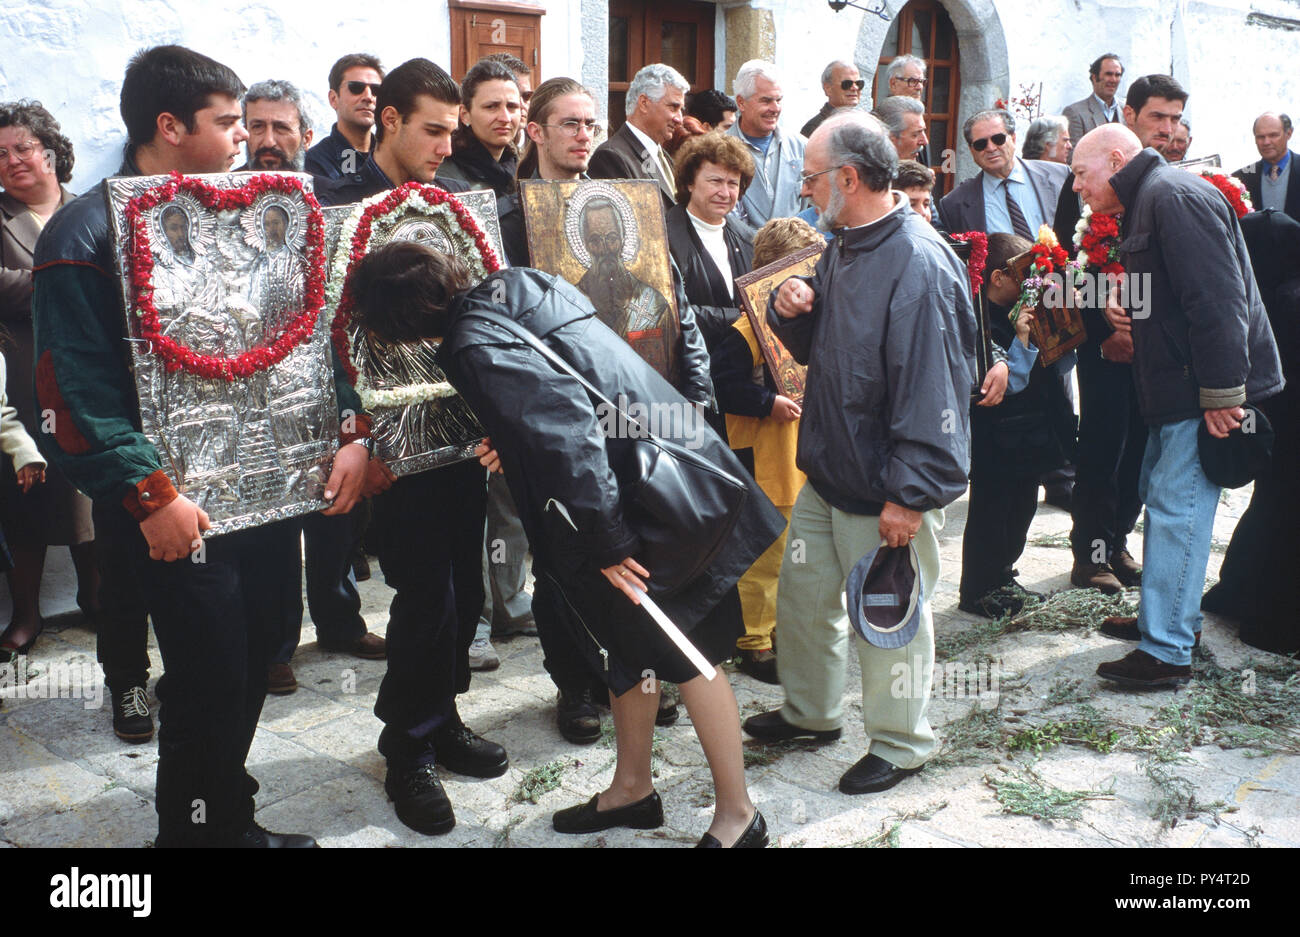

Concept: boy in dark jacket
[[958, 233, 1077, 618]]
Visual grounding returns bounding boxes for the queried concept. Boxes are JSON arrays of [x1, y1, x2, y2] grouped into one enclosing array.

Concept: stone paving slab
[[1, 483, 1296, 848]]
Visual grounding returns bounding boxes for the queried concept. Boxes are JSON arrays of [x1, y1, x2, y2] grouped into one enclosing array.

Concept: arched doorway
[[856, 0, 1009, 189], [873, 0, 960, 195]]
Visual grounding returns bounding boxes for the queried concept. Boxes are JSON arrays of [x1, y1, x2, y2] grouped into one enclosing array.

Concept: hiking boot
[[385, 762, 455, 835], [433, 712, 508, 778], [1071, 561, 1123, 595], [112, 685, 154, 743], [1110, 550, 1142, 587], [556, 687, 602, 744]]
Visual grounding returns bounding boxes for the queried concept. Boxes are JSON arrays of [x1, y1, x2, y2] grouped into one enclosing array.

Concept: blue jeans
[[1137, 418, 1220, 666]]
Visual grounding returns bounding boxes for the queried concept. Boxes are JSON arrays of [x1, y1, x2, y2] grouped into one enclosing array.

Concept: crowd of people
[[1, 39, 1295, 848]]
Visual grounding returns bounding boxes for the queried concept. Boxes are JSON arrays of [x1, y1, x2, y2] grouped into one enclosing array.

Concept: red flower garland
[[950, 231, 988, 295], [1199, 171, 1252, 219], [330, 182, 502, 384], [1077, 211, 1124, 276], [1029, 241, 1070, 275], [125, 171, 326, 381]]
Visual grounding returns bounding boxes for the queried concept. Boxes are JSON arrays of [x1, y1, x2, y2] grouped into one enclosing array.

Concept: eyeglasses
[[799, 165, 842, 184], [893, 77, 926, 88], [0, 140, 41, 162], [542, 119, 604, 139], [840, 79, 866, 92], [345, 80, 382, 96], [971, 132, 1008, 151]]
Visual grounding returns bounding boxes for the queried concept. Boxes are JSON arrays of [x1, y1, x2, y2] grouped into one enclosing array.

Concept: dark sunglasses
[[840, 79, 866, 92], [971, 132, 1008, 151], [345, 80, 382, 96]]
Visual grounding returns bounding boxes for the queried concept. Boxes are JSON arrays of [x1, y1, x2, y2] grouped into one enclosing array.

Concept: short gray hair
[[734, 60, 781, 100], [1021, 115, 1068, 159], [820, 59, 854, 86], [886, 55, 926, 82], [872, 95, 924, 137], [1179, 116, 1191, 133], [824, 112, 896, 193], [963, 108, 1015, 144], [243, 79, 311, 136], [625, 64, 689, 117]]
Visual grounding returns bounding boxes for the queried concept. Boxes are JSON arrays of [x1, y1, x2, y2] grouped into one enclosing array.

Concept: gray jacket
[[768, 194, 977, 514], [1111, 149, 1285, 424], [726, 122, 807, 233]]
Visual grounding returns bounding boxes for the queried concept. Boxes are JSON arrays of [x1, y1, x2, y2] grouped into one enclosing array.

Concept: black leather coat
[[665, 203, 754, 349], [438, 268, 784, 687]]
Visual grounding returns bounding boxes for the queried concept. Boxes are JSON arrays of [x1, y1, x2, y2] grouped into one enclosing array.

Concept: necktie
[[1002, 178, 1033, 239], [657, 147, 676, 195]]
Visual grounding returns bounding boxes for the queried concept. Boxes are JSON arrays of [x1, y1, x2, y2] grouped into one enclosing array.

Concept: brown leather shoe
[[1071, 562, 1123, 595], [1096, 648, 1190, 687], [267, 662, 298, 695], [1110, 550, 1142, 587], [320, 632, 387, 660], [1098, 615, 1199, 647]]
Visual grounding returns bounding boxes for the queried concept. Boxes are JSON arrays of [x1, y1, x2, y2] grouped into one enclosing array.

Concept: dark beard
[[585, 256, 637, 323]]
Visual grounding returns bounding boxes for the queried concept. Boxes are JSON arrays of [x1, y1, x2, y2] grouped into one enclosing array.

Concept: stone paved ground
[[2, 484, 1297, 849]]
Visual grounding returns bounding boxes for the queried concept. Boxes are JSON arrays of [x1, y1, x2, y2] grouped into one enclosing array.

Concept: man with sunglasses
[[937, 109, 1068, 238], [801, 60, 864, 139], [305, 53, 384, 184]]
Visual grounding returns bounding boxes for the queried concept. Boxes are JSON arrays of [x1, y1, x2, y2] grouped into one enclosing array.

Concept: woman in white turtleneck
[[665, 133, 754, 350]]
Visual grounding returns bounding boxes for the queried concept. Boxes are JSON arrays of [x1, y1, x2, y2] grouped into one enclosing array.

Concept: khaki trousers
[[775, 484, 941, 769]]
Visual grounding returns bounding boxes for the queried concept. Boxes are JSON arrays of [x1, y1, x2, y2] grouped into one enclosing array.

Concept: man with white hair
[[872, 95, 929, 161], [726, 60, 807, 232], [801, 59, 863, 138], [588, 63, 688, 211], [1021, 115, 1071, 163], [1072, 124, 1284, 686], [743, 112, 978, 795], [883, 55, 929, 166]]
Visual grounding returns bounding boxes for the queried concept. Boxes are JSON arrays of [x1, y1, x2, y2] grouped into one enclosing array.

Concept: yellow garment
[[723, 315, 805, 508], [737, 505, 790, 650]]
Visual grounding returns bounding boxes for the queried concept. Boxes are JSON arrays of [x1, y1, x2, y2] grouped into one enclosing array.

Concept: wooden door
[[608, 0, 715, 131], [875, 0, 961, 195], [450, 0, 544, 82]]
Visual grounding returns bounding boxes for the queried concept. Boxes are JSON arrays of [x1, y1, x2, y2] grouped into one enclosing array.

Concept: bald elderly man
[[1071, 124, 1283, 687]]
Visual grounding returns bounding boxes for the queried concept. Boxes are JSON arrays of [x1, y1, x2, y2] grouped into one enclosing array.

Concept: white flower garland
[[1073, 203, 1092, 280], [326, 186, 491, 409]]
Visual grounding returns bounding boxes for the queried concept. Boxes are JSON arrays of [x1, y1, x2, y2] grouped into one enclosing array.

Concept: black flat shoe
[[236, 822, 319, 848], [553, 791, 664, 834], [839, 753, 923, 794], [742, 709, 841, 743], [696, 810, 768, 848]]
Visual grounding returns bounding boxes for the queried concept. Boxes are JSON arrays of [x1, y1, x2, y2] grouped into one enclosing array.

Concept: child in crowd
[[708, 216, 822, 682], [958, 233, 1077, 618]]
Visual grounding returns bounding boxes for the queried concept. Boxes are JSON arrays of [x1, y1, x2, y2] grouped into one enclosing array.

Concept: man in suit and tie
[[1234, 112, 1299, 220], [937, 110, 1069, 238], [1062, 54, 1125, 149], [588, 63, 687, 212]]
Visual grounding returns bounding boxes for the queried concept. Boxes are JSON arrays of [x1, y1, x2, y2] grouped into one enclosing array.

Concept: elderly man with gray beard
[[742, 113, 978, 794]]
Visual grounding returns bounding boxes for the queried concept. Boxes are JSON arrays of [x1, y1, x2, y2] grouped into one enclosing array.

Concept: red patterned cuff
[[122, 470, 179, 523], [339, 413, 373, 447]]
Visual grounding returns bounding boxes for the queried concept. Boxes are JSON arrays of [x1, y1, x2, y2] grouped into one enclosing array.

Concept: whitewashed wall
[[1, 0, 1295, 192], [0, 0, 576, 192]]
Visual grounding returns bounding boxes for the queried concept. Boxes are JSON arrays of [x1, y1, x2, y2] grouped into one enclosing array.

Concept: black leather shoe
[[385, 762, 456, 835], [112, 685, 154, 743], [553, 791, 664, 834], [696, 810, 768, 848], [1096, 649, 1191, 688], [434, 714, 508, 778], [556, 688, 603, 745], [736, 648, 779, 685], [957, 586, 1025, 620], [656, 683, 680, 727], [742, 709, 841, 743], [237, 822, 319, 848], [838, 753, 923, 794]]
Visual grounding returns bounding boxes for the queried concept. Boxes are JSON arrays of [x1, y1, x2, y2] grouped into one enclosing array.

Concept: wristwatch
[[347, 436, 375, 458]]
